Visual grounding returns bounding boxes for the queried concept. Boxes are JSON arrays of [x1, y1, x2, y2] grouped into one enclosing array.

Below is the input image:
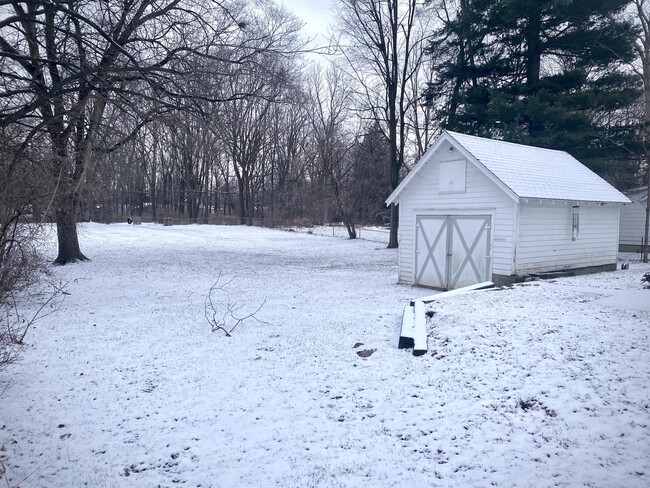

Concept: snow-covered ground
[[1, 223, 649, 487], [286, 224, 390, 243]]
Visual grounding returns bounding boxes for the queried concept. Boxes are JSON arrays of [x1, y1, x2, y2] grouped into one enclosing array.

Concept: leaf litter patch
[[518, 398, 557, 417]]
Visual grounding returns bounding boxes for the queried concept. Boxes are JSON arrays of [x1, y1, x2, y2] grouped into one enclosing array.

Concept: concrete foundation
[[493, 263, 618, 286]]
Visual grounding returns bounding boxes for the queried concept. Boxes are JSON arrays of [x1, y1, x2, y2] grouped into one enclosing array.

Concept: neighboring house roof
[[624, 186, 648, 205], [386, 131, 631, 205]]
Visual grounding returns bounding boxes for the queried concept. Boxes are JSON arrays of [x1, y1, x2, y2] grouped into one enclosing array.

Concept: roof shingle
[[446, 131, 629, 203]]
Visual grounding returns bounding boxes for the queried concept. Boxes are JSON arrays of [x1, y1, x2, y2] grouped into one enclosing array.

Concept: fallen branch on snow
[[204, 274, 267, 337]]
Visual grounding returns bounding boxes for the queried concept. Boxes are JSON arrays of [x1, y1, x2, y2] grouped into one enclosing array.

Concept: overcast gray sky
[[280, 0, 334, 43]]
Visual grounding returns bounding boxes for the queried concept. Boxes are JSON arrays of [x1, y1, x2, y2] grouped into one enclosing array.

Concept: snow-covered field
[[1, 223, 649, 487]]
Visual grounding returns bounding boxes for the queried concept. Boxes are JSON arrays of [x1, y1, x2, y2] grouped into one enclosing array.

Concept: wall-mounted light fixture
[[571, 205, 580, 241]]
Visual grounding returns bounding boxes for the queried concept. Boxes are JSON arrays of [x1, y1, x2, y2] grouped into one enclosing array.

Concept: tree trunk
[[525, 8, 544, 134], [387, 105, 400, 249], [640, 39, 650, 263], [237, 176, 246, 225], [54, 202, 88, 265], [643, 172, 650, 263], [388, 203, 399, 248], [387, 108, 399, 249], [151, 180, 157, 221], [343, 216, 357, 239]]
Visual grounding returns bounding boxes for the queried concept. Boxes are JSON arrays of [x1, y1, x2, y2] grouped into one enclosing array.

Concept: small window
[[571, 205, 579, 241], [439, 160, 466, 193]]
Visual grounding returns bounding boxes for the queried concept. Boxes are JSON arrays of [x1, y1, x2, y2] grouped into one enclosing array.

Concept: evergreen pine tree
[[425, 0, 641, 177], [350, 124, 391, 225]]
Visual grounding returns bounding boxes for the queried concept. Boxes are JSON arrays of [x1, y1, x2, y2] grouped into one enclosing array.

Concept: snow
[[412, 301, 427, 354], [1, 222, 649, 487], [446, 131, 630, 203], [287, 224, 390, 244], [417, 281, 495, 303], [536, 286, 650, 312]]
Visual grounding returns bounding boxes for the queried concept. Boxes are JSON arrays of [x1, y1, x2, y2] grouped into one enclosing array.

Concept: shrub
[[0, 133, 61, 370]]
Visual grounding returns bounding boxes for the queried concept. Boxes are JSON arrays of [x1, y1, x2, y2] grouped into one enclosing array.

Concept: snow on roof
[[386, 131, 630, 205], [445, 131, 630, 203]]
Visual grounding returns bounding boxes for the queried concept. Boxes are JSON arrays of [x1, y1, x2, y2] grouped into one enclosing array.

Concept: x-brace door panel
[[415, 216, 448, 289], [415, 214, 491, 290], [448, 215, 491, 289]]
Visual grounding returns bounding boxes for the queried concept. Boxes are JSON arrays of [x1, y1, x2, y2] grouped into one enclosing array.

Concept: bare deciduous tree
[[308, 66, 358, 238], [215, 4, 304, 225], [0, 0, 298, 263], [335, 0, 430, 248]]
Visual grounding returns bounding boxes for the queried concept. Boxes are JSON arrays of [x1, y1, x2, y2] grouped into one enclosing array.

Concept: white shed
[[386, 131, 630, 289], [619, 186, 648, 252]]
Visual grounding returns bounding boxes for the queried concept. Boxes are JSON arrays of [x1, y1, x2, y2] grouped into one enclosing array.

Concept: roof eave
[[519, 197, 632, 205], [386, 130, 521, 206], [385, 132, 451, 206]]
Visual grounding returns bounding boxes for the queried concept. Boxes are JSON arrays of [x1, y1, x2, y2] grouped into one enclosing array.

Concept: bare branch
[[204, 273, 267, 337]]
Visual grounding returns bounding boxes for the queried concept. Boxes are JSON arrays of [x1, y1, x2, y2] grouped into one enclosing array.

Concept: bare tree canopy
[[0, 0, 304, 263]]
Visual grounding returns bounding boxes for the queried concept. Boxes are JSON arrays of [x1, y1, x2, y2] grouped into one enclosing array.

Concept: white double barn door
[[415, 214, 492, 290]]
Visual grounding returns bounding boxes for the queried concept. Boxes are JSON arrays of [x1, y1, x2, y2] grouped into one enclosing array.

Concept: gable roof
[[386, 131, 630, 205]]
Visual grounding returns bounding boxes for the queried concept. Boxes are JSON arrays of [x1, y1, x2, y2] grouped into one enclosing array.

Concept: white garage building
[[619, 186, 648, 252], [386, 131, 630, 289]]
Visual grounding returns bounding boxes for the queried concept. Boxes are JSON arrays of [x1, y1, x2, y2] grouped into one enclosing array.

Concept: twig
[[204, 274, 268, 336], [14, 280, 67, 345]]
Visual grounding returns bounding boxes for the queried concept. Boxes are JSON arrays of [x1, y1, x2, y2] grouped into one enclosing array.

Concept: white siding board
[[516, 203, 618, 272], [619, 202, 647, 247]]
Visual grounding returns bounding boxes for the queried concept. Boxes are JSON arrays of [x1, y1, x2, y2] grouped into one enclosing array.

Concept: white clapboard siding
[[516, 202, 619, 272], [619, 202, 647, 247], [397, 151, 515, 284]]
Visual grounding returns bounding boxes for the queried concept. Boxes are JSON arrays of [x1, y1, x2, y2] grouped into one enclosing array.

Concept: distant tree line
[[1, 0, 649, 268], [84, 82, 392, 234]]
